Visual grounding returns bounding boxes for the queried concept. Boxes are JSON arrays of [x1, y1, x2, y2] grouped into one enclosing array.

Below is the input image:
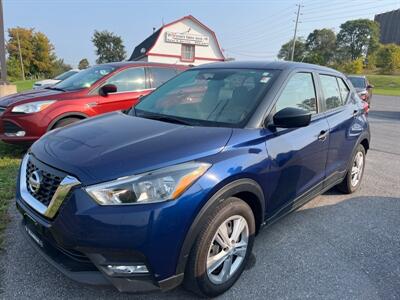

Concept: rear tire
[[184, 197, 255, 297], [337, 144, 366, 194], [53, 117, 82, 129]]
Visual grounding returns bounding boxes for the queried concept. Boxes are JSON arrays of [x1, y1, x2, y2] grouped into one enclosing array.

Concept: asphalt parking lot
[[0, 95, 399, 300]]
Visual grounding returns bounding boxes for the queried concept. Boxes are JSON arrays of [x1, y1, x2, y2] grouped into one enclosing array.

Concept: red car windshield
[[54, 65, 115, 91]]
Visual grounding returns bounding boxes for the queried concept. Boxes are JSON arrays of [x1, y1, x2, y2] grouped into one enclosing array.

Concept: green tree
[[6, 56, 21, 81], [304, 29, 336, 65], [336, 19, 380, 61], [278, 38, 307, 62], [51, 59, 72, 77], [6, 27, 34, 78], [92, 30, 126, 63], [31, 31, 56, 77], [340, 58, 364, 74], [6, 27, 56, 78], [376, 44, 400, 74], [78, 58, 90, 69]]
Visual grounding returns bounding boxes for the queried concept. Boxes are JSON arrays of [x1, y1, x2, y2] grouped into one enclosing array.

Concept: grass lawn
[[11, 79, 35, 92], [0, 142, 25, 248], [367, 75, 400, 97]]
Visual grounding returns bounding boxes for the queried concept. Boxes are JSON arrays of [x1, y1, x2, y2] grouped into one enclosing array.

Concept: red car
[[0, 62, 186, 144]]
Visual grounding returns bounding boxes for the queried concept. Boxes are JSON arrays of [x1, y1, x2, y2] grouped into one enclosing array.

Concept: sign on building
[[165, 31, 210, 46]]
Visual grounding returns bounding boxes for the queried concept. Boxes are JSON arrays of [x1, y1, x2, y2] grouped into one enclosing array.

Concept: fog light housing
[[106, 264, 149, 275], [5, 130, 26, 137]]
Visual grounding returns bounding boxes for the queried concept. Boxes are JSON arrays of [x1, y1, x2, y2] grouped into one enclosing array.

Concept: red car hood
[[0, 88, 79, 107]]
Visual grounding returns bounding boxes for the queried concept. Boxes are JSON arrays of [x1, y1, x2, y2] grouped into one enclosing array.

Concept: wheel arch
[[360, 138, 369, 153], [175, 178, 265, 276], [47, 112, 89, 131]]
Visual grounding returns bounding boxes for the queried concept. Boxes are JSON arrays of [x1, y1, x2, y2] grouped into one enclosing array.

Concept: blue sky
[[4, 0, 400, 67]]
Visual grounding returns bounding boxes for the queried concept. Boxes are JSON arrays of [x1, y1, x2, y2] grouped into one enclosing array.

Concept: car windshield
[[134, 68, 279, 127], [348, 77, 366, 88], [53, 65, 115, 91], [54, 70, 79, 81]]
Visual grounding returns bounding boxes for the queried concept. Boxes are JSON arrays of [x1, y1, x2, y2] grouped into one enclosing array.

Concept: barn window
[[181, 44, 195, 62]]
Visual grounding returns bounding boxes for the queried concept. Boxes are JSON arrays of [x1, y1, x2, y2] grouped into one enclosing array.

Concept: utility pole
[[290, 4, 302, 61], [16, 29, 25, 80], [0, 0, 7, 83]]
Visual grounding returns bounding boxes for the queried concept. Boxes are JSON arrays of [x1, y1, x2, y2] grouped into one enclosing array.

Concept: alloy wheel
[[351, 151, 364, 187], [206, 215, 249, 285]]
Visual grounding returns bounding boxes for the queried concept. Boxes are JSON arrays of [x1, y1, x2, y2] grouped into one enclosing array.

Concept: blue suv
[[16, 61, 370, 297]]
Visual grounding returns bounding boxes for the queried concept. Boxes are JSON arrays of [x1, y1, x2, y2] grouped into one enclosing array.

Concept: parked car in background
[[347, 75, 373, 107], [16, 61, 370, 297], [33, 69, 80, 89], [0, 62, 186, 144]]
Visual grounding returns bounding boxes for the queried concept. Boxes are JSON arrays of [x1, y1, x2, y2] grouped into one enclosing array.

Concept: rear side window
[[320, 75, 342, 110], [150, 68, 177, 88], [337, 78, 350, 103], [103, 67, 146, 92], [275, 72, 317, 114]]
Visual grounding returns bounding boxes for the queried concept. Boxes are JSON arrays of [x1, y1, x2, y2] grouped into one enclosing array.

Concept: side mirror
[[367, 84, 374, 89], [99, 84, 117, 96], [272, 107, 311, 128]]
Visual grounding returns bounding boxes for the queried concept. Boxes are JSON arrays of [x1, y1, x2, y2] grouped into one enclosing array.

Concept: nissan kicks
[[0, 62, 186, 144], [16, 61, 370, 297]]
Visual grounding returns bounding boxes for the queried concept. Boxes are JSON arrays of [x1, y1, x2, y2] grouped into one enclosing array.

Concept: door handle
[[353, 110, 358, 117], [318, 130, 328, 141]]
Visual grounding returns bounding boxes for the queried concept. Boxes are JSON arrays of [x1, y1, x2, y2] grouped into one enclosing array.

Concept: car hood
[[31, 112, 233, 185], [0, 88, 65, 107]]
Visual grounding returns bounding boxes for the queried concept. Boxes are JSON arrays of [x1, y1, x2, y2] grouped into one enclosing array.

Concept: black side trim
[[175, 178, 264, 275], [265, 172, 346, 228]]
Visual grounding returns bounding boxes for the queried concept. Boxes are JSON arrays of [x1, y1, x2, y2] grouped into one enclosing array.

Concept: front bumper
[[0, 113, 48, 144], [16, 196, 185, 293]]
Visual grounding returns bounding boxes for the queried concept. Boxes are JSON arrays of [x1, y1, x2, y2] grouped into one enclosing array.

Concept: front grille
[[4, 121, 22, 133], [20, 154, 80, 218], [25, 158, 63, 207]]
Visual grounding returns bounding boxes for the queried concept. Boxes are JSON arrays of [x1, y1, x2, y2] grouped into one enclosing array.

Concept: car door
[[263, 71, 330, 215], [318, 74, 363, 187], [90, 67, 150, 114]]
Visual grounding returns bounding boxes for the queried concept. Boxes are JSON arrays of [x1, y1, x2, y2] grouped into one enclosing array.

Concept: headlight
[[85, 162, 211, 205], [12, 100, 56, 113]]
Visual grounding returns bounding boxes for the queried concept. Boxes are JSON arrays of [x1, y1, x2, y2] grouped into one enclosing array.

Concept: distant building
[[374, 9, 400, 45], [129, 15, 225, 65]]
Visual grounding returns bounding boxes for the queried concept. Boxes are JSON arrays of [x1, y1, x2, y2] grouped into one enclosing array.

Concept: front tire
[[337, 144, 366, 194], [184, 197, 255, 297], [53, 117, 82, 129]]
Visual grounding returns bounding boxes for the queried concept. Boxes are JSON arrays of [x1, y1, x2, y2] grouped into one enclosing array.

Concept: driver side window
[[275, 72, 317, 114], [102, 67, 146, 92]]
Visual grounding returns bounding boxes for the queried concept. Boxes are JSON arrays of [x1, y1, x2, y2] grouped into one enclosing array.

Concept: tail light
[[362, 101, 369, 114]]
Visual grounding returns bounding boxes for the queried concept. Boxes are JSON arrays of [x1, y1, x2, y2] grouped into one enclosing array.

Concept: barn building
[[129, 15, 225, 65]]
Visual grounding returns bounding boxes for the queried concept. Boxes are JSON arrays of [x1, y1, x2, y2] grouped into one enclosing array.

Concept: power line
[[302, 2, 399, 22], [219, 3, 295, 38]]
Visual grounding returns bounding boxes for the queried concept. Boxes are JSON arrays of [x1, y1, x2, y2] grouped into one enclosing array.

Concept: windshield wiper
[[45, 86, 66, 92], [140, 114, 193, 126]]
